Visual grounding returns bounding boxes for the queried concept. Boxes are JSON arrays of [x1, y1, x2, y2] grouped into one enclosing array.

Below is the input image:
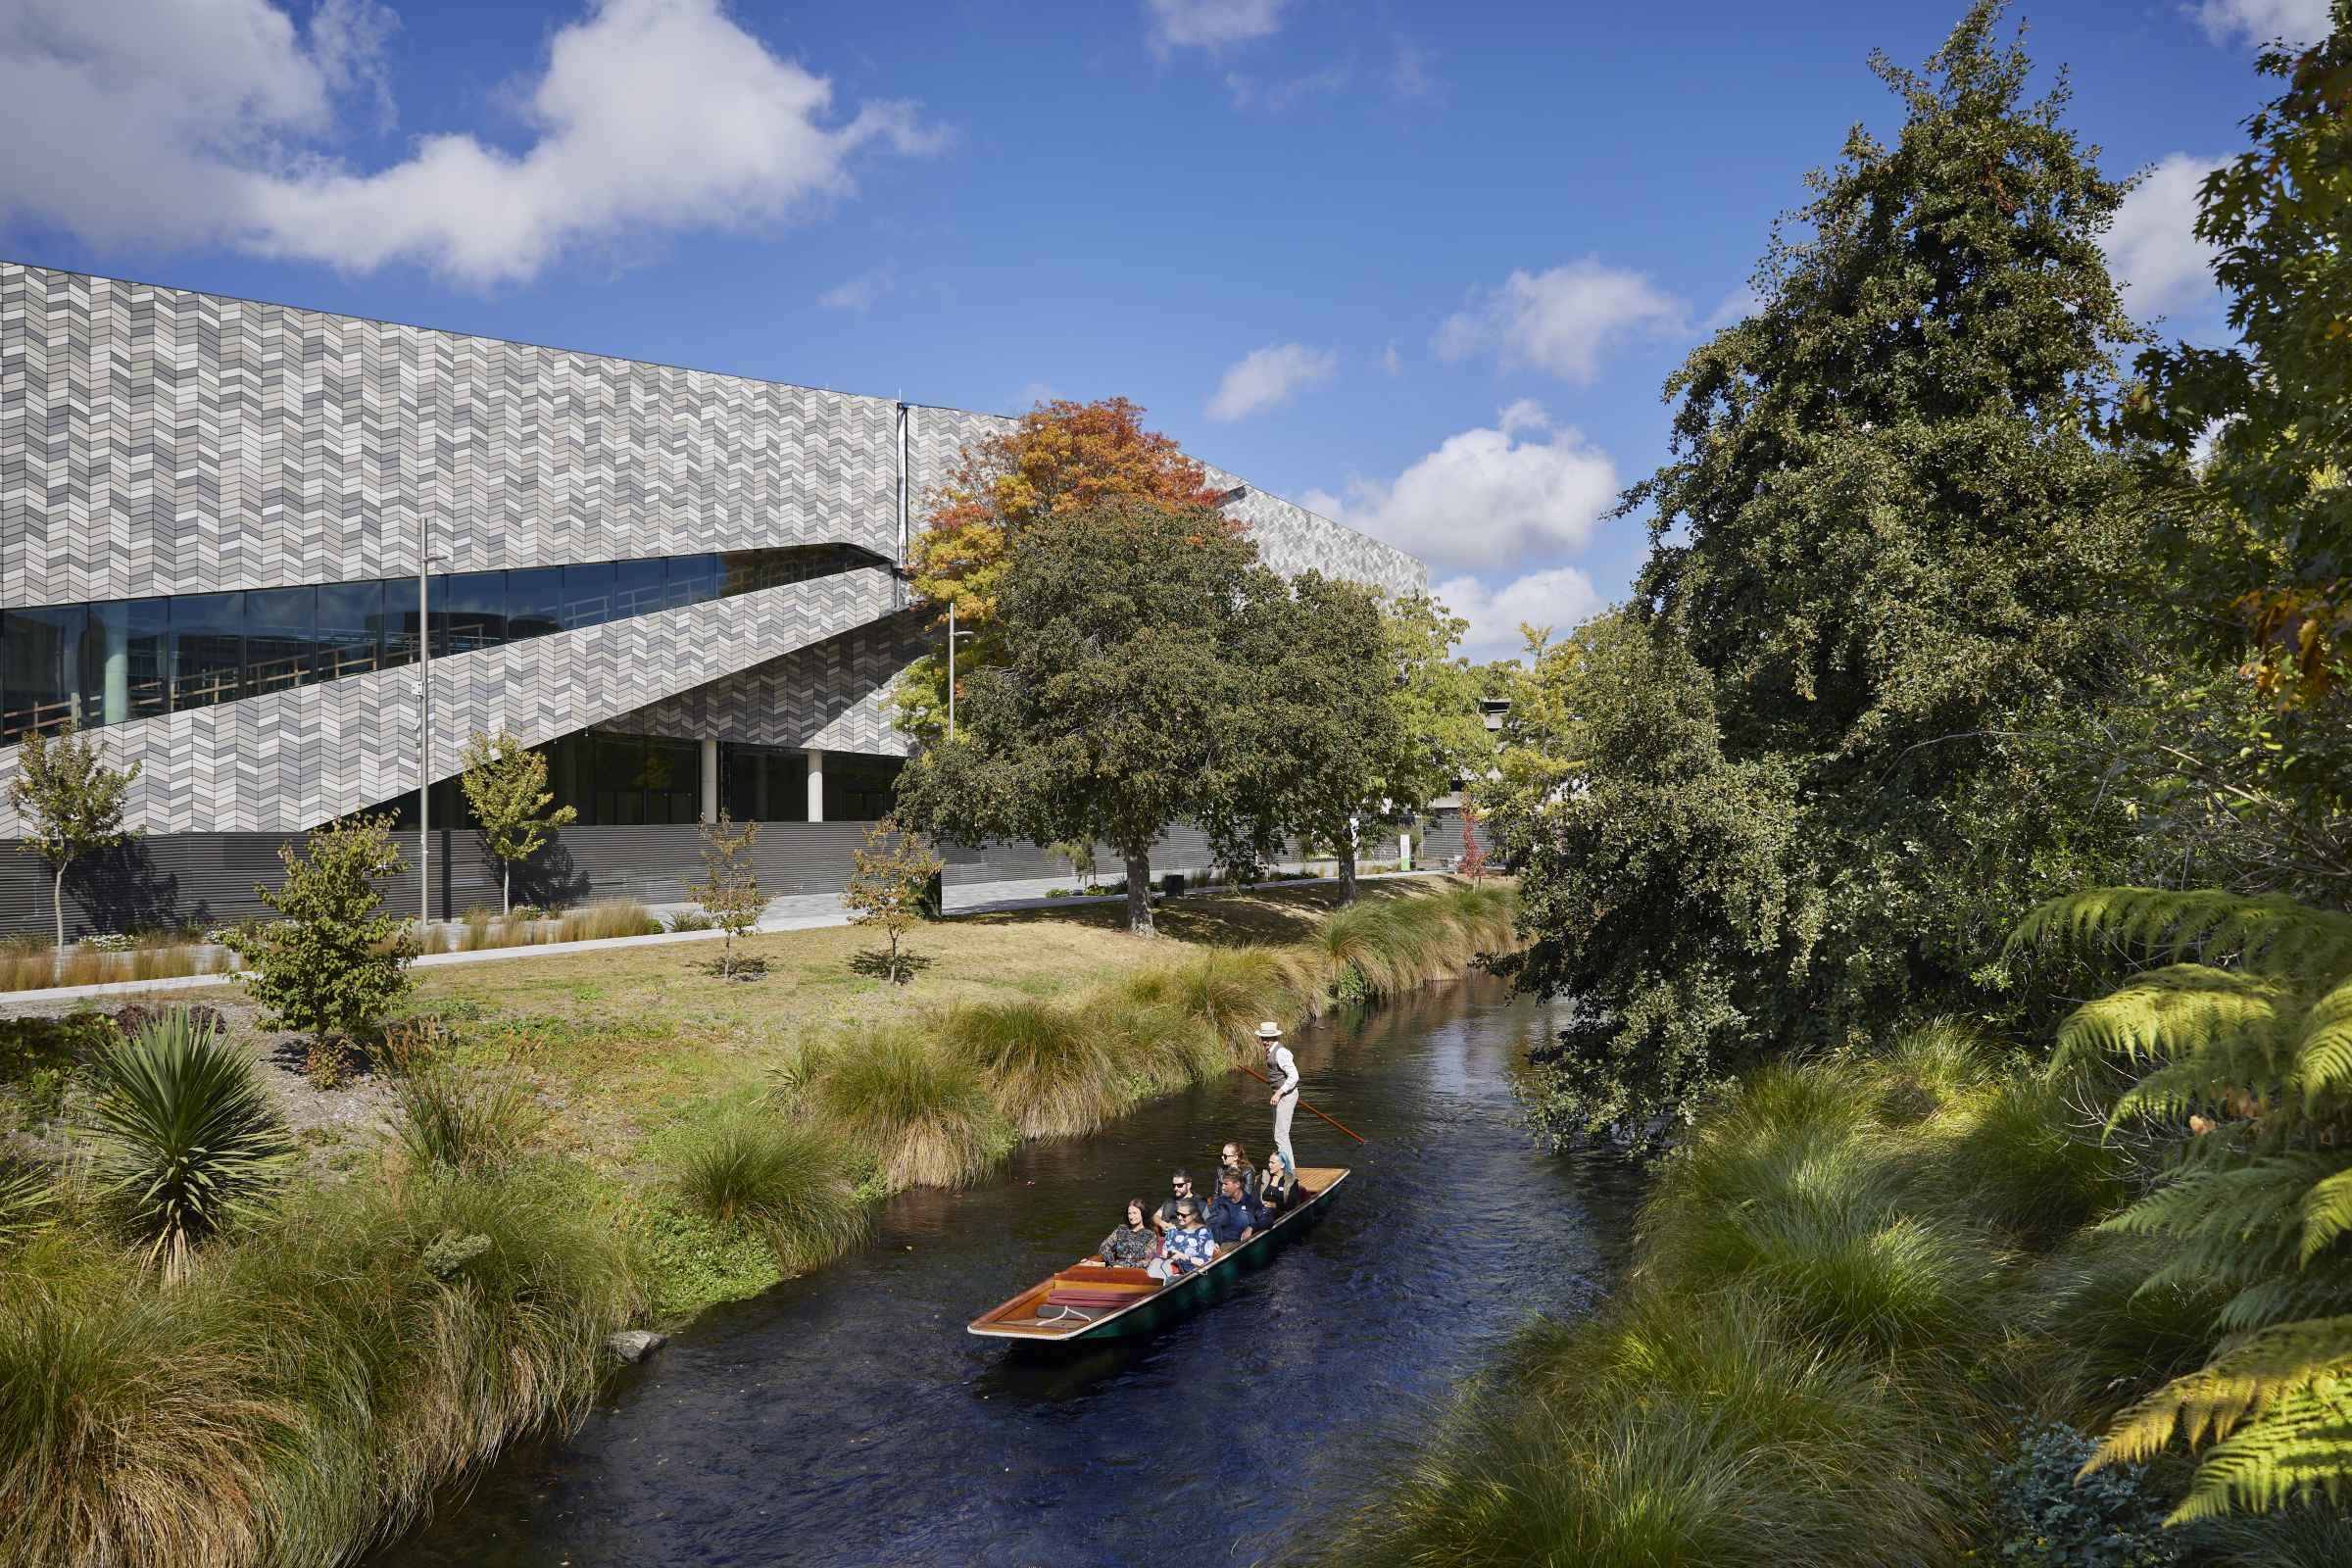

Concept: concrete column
[[699, 738, 719, 824], [805, 749, 825, 823], [1398, 830, 1412, 871], [98, 604, 129, 725]]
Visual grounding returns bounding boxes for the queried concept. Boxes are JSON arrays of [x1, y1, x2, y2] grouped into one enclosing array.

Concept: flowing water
[[375, 979, 1639, 1568]]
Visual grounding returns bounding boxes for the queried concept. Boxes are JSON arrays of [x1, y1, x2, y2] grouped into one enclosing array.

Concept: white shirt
[[1266, 1042, 1299, 1097]]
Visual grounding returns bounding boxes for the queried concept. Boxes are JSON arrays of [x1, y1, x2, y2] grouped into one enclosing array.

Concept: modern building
[[0, 261, 1423, 936]]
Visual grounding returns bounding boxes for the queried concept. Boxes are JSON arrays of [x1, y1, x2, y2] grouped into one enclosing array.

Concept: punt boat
[[967, 1165, 1350, 1343]]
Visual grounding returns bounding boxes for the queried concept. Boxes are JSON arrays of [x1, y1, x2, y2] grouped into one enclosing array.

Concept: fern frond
[[2050, 963, 2290, 1088], [2302, 1166, 2352, 1264], [2154, 1373, 2352, 1522], [2295, 976, 2352, 1105], [2010, 888, 2352, 979], [2090, 1315, 2352, 1470]]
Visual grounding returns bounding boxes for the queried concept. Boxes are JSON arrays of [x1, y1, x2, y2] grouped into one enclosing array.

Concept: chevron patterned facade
[[0, 261, 1424, 899]]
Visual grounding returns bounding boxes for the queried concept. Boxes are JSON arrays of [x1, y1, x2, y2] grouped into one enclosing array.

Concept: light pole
[[417, 547, 447, 928], [946, 600, 976, 738]]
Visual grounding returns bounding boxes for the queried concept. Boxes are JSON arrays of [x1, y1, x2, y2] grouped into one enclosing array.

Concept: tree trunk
[[503, 861, 513, 916], [52, 861, 68, 953], [1124, 849, 1154, 937], [1337, 840, 1359, 906]]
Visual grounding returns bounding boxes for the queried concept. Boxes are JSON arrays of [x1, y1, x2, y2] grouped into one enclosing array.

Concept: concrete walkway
[[3, 870, 1441, 1007]]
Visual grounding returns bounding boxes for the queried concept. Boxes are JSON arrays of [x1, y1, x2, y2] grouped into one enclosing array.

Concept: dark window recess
[[722, 743, 808, 822], [823, 755, 905, 822], [0, 544, 885, 744]]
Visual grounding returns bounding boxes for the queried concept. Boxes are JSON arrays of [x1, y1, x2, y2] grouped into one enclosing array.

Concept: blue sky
[[0, 0, 2315, 660]]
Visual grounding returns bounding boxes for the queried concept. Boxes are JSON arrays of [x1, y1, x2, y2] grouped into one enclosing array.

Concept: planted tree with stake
[[844, 815, 946, 986], [694, 814, 763, 979], [6, 721, 141, 953], [458, 728, 577, 914]]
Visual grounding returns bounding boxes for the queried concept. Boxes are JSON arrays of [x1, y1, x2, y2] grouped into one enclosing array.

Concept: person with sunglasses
[[1211, 1140, 1259, 1201], [1153, 1170, 1199, 1235], [1149, 1197, 1215, 1281]]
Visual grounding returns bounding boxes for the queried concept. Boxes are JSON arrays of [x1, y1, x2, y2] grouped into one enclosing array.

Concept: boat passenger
[[1087, 1199, 1158, 1269], [1150, 1198, 1216, 1281], [1213, 1141, 1259, 1200], [1259, 1151, 1297, 1215], [1205, 1171, 1266, 1245], [1153, 1170, 1200, 1235]]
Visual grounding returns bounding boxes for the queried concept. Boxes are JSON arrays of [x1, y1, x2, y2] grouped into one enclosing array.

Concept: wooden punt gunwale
[[967, 1166, 1350, 1342]]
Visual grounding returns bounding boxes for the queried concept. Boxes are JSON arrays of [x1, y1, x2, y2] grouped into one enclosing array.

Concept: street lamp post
[[417, 548, 447, 928], [947, 600, 976, 739]]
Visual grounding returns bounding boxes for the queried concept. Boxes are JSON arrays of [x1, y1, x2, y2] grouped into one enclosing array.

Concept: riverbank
[[1302, 1023, 2352, 1568], [0, 878, 1515, 1568]]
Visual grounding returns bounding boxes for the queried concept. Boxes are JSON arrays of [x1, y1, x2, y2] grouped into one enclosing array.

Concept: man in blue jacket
[[1204, 1170, 1267, 1246]]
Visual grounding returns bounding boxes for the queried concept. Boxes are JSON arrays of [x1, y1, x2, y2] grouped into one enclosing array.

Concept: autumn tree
[[7, 721, 141, 952], [844, 815, 945, 986], [896, 398, 1230, 738], [894, 498, 1287, 937], [457, 729, 577, 914]]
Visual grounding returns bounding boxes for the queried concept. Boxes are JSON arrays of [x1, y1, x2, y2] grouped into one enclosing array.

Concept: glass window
[[725, 745, 807, 822], [594, 733, 646, 824], [824, 755, 904, 822], [443, 570, 508, 655], [507, 566, 564, 640], [110, 599, 171, 724], [563, 563, 616, 630], [245, 586, 318, 696], [643, 736, 699, 825], [381, 579, 424, 669], [667, 553, 719, 610], [169, 591, 245, 713], [613, 559, 666, 620], [2, 605, 76, 740], [318, 581, 386, 679]]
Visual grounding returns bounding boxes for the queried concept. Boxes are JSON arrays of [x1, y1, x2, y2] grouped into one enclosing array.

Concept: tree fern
[[2011, 884, 2352, 1519]]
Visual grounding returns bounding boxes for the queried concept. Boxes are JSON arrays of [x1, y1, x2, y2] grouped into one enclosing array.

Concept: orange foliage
[[906, 397, 1230, 626]]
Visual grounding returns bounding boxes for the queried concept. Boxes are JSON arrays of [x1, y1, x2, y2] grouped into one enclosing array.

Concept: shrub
[[667, 1106, 868, 1272], [1992, 1422, 2183, 1567], [665, 909, 715, 933], [393, 1062, 545, 1175], [807, 1023, 1013, 1190], [0, 1010, 116, 1085], [226, 814, 417, 1063], [83, 1006, 294, 1276]]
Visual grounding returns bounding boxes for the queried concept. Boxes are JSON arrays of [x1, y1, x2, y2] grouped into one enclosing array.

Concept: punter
[[1258, 1020, 1299, 1179]]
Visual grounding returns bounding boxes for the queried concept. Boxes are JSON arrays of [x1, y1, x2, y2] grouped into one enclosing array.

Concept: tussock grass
[[0, 1160, 639, 1568], [1332, 1291, 1973, 1568], [393, 1061, 546, 1175], [0, 942, 238, 992], [949, 1000, 1127, 1139], [556, 902, 661, 944], [808, 1023, 1015, 1190], [667, 1106, 869, 1271]]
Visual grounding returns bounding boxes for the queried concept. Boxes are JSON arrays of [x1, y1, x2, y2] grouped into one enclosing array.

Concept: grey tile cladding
[[1, 262, 1424, 837]]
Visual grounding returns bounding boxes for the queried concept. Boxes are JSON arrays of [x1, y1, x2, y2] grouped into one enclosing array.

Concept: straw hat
[[1255, 1021, 1283, 1040]]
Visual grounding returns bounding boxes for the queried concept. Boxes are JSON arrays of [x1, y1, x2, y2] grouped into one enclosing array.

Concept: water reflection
[[374, 979, 1635, 1568]]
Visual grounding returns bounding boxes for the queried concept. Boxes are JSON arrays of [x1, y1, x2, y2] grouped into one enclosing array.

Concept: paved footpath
[[5, 872, 1440, 1006]]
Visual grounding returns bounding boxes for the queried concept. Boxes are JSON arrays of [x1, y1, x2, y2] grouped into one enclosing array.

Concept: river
[[374, 978, 1639, 1568]]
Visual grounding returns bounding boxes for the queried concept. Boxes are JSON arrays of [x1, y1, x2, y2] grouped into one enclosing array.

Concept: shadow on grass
[[952, 877, 1437, 949], [698, 956, 770, 982], [850, 950, 936, 984]]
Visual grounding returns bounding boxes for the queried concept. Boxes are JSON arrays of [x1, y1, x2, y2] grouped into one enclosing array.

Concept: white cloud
[[817, 264, 896, 311], [1146, 0, 1290, 52], [2105, 153, 2228, 318], [1308, 402, 1619, 571], [1205, 342, 1338, 420], [1381, 342, 1402, 376], [2191, 0, 2332, 47], [1224, 63, 1348, 110], [0, 0, 946, 287], [1436, 259, 1687, 384], [1391, 38, 1436, 99], [1703, 283, 1763, 331], [1432, 566, 1605, 663]]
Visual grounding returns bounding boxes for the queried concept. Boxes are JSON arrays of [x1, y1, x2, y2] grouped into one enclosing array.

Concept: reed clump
[[805, 1024, 1015, 1191], [0, 1159, 640, 1568], [666, 1105, 870, 1272], [556, 902, 661, 944]]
